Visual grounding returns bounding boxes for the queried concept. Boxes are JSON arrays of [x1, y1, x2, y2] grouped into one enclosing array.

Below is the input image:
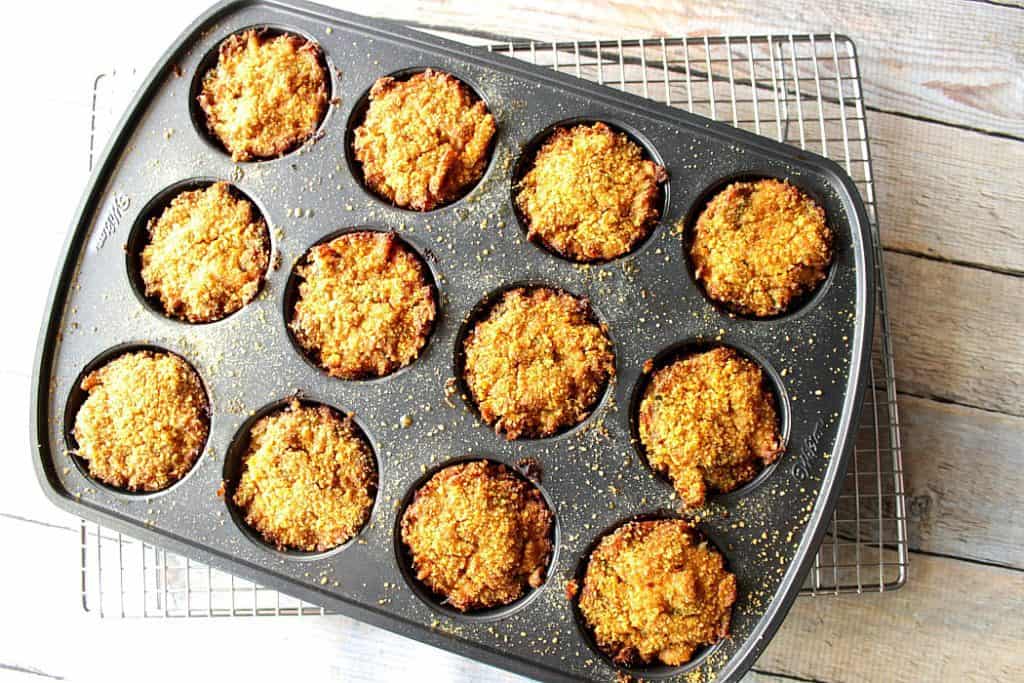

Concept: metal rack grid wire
[[80, 31, 907, 618]]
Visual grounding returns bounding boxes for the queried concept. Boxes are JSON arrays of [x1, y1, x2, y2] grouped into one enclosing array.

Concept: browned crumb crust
[[72, 351, 209, 492], [462, 287, 615, 439], [400, 460, 553, 611], [690, 179, 832, 317], [233, 400, 376, 552], [140, 182, 269, 323], [289, 231, 436, 379], [353, 69, 497, 210], [639, 347, 783, 507], [515, 122, 667, 262], [199, 29, 328, 161], [578, 519, 737, 667]]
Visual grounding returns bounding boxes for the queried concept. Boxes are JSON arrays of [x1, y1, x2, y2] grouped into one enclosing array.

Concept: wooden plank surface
[[871, 112, 1024, 273], [885, 251, 1024, 415], [3, 514, 1018, 683], [844, 393, 1024, 569], [757, 548, 1024, 682], [341, 0, 1024, 137], [898, 395, 1024, 569]]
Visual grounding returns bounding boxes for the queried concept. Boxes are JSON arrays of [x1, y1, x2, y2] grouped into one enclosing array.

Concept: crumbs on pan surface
[[516, 122, 666, 262], [141, 182, 269, 323], [353, 69, 496, 211], [690, 178, 832, 317], [578, 519, 736, 667], [199, 29, 328, 161], [639, 347, 782, 508], [72, 350, 209, 492], [462, 286, 614, 439], [290, 231, 436, 379], [233, 399, 376, 552], [401, 460, 553, 611]]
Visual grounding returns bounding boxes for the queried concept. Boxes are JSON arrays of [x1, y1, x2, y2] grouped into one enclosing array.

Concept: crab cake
[[353, 69, 496, 211], [140, 182, 270, 323], [289, 231, 436, 379], [515, 122, 666, 262], [198, 29, 328, 161], [690, 178, 832, 317], [400, 460, 553, 611], [638, 347, 782, 507], [578, 519, 736, 667], [72, 351, 209, 492], [232, 400, 376, 552], [462, 287, 614, 439]]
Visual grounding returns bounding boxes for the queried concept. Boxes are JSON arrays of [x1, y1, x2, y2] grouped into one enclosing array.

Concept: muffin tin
[[30, 1, 874, 681]]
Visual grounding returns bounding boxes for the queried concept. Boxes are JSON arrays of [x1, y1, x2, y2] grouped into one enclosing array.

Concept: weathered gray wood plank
[[872, 112, 1024, 273], [757, 547, 1024, 681], [886, 251, 1024, 415], [842, 392, 1024, 569], [898, 395, 1024, 567], [339, 0, 1024, 136]]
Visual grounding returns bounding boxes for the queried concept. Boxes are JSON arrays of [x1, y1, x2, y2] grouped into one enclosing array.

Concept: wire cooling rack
[[79, 30, 907, 618]]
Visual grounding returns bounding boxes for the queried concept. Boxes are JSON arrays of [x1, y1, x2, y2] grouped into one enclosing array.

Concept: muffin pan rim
[[281, 226, 443, 382], [31, 2, 876, 682], [680, 170, 839, 322], [62, 342, 213, 499], [627, 339, 792, 505], [569, 511, 731, 679], [188, 23, 336, 162], [221, 394, 381, 559], [452, 279, 618, 441], [392, 454, 562, 623], [124, 176, 274, 325], [509, 116, 671, 265], [342, 65, 502, 213]]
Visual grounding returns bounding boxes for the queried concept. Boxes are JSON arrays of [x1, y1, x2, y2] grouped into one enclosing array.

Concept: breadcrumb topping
[[72, 351, 209, 492], [353, 69, 497, 210], [690, 178, 832, 317], [400, 460, 553, 611], [289, 231, 436, 379], [140, 182, 269, 323], [639, 347, 783, 507], [578, 519, 736, 667], [233, 400, 376, 552], [199, 29, 328, 161], [516, 122, 666, 262], [462, 287, 614, 439]]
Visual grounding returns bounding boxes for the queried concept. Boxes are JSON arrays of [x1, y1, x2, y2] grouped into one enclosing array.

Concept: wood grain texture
[[885, 251, 1024, 415], [898, 395, 1024, 568], [871, 112, 1024, 273], [334, 0, 1024, 137], [6, 515, 1018, 683], [743, 672, 817, 683], [757, 548, 1024, 682], [843, 393, 1024, 569]]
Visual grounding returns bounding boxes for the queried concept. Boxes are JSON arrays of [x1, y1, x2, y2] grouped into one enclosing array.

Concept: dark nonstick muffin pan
[[30, 1, 874, 681]]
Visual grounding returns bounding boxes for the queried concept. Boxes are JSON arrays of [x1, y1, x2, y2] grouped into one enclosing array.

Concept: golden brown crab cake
[[199, 29, 328, 161], [400, 460, 553, 611], [353, 69, 496, 210], [140, 182, 270, 323], [289, 231, 436, 379], [232, 400, 376, 552], [690, 178, 832, 317], [578, 519, 737, 667], [515, 122, 667, 262], [462, 287, 614, 439], [72, 351, 209, 492], [638, 347, 783, 507]]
